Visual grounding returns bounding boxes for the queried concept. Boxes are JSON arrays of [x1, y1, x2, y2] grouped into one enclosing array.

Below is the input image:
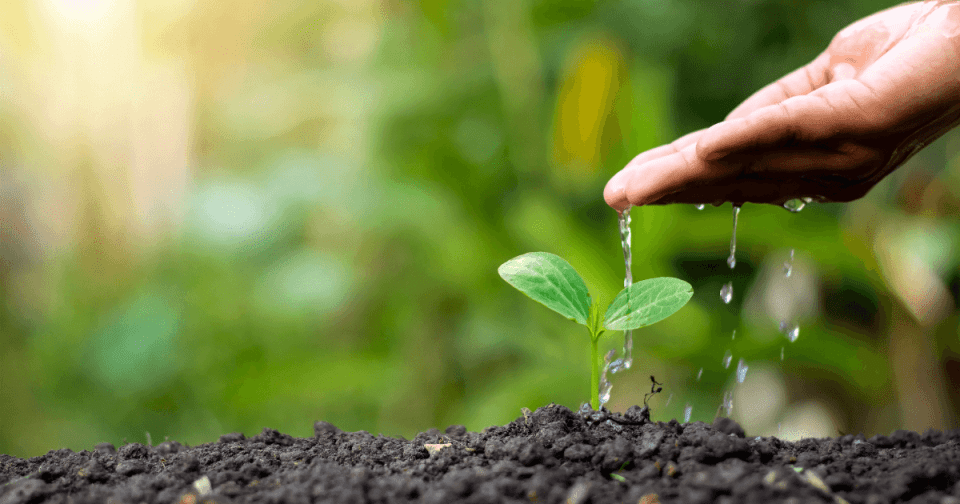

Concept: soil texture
[[3, 403, 960, 504]]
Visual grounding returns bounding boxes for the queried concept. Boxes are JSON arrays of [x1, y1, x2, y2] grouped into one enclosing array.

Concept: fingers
[[603, 128, 708, 209], [697, 78, 876, 161], [607, 142, 739, 208], [724, 53, 831, 121], [650, 144, 880, 205], [609, 134, 882, 207]]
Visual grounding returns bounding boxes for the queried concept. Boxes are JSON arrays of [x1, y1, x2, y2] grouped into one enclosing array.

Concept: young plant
[[498, 252, 693, 410]]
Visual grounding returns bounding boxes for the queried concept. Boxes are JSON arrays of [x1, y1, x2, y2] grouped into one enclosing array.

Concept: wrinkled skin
[[604, 1, 960, 209]]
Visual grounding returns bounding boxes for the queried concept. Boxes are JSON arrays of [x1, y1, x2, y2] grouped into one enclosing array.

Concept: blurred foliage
[[1, 0, 959, 458]]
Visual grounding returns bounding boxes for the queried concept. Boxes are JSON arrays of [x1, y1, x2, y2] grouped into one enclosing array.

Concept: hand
[[604, 1, 960, 210]]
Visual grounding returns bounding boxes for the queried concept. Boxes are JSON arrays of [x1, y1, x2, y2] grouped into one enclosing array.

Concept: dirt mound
[[3, 404, 959, 503]]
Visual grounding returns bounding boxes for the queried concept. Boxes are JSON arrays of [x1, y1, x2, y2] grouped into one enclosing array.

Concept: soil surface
[[3, 403, 960, 504]]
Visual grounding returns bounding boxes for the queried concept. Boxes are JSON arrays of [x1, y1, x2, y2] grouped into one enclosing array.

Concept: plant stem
[[590, 331, 600, 410]]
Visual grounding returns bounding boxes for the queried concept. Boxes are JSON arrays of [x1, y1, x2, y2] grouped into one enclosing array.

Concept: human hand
[[604, 0, 960, 210]]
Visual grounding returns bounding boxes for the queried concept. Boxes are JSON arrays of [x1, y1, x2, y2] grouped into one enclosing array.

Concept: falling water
[[783, 249, 795, 277], [780, 346, 785, 361], [726, 204, 741, 269], [720, 282, 734, 304], [736, 358, 749, 383], [721, 391, 734, 416], [608, 207, 634, 373], [598, 350, 615, 408], [695, 204, 705, 210], [722, 349, 733, 369], [780, 321, 800, 342], [665, 393, 674, 407], [731, 329, 736, 340], [786, 324, 800, 342], [683, 403, 693, 423]]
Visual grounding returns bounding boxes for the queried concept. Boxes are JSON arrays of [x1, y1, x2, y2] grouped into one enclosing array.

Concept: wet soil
[[3, 403, 960, 504]]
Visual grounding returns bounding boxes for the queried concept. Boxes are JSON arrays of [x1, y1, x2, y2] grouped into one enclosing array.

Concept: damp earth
[[4, 404, 960, 504]]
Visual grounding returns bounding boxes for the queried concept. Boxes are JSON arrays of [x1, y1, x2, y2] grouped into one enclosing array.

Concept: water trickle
[[727, 204, 741, 269], [736, 359, 748, 383], [731, 329, 736, 340], [783, 248, 795, 277], [780, 346, 785, 361], [720, 282, 733, 304], [695, 204, 705, 210], [613, 208, 634, 372], [696, 368, 703, 381], [722, 349, 733, 369], [721, 391, 734, 416], [683, 403, 693, 423], [599, 350, 615, 408], [783, 198, 807, 213], [665, 393, 674, 407], [598, 383, 612, 407]]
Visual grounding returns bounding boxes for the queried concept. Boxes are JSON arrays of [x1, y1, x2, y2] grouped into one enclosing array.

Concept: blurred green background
[[2, 0, 959, 458]]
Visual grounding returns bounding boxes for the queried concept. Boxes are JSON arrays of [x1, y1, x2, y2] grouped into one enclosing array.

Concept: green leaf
[[603, 277, 693, 331], [498, 252, 591, 325]]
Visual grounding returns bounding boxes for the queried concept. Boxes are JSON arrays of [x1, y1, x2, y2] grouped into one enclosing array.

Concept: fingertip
[[603, 170, 632, 210]]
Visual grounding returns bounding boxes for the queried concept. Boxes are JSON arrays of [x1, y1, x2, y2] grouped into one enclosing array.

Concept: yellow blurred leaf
[[551, 36, 624, 183]]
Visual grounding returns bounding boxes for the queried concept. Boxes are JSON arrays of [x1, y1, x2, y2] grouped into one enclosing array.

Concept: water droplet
[[721, 391, 733, 416], [787, 325, 799, 342], [694, 203, 705, 210], [780, 346, 785, 361], [731, 329, 736, 340], [736, 359, 748, 383], [665, 393, 673, 407], [783, 249, 795, 277], [722, 349, 733, 369], [727, 204, 741, 269], [720, 282, 733, 304], [696, 368, 703, 381], [777, 422, 782, 435], [683, 403, 693, 423], [783, 198, 806, 212]]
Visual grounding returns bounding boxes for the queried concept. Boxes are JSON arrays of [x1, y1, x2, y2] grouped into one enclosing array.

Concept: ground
[[3, 404, 960, 504]]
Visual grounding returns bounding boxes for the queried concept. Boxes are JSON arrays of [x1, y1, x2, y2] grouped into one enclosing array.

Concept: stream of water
[[597, 207, 635, 409], [602, 201, 805, 420]]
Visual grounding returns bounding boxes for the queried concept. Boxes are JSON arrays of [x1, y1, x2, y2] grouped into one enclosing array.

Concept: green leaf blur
[[0, 0, 958, 459]]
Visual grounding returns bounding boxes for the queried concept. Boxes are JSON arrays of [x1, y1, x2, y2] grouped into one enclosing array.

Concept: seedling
[[498, 252, 693, 410]]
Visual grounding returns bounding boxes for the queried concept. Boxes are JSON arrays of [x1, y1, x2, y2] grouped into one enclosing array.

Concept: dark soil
[[3, 403, 960, 504]]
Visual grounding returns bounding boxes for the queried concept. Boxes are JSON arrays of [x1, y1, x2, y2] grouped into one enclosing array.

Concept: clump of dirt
[[3, 403, 960, 503]]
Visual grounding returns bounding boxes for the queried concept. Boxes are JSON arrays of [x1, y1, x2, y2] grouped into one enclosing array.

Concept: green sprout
[[498, 252, 693, 410]]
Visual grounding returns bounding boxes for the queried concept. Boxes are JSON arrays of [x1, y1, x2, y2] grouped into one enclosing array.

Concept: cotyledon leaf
[[498, 252, 591, 325], [603, 277, 693, 331]]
